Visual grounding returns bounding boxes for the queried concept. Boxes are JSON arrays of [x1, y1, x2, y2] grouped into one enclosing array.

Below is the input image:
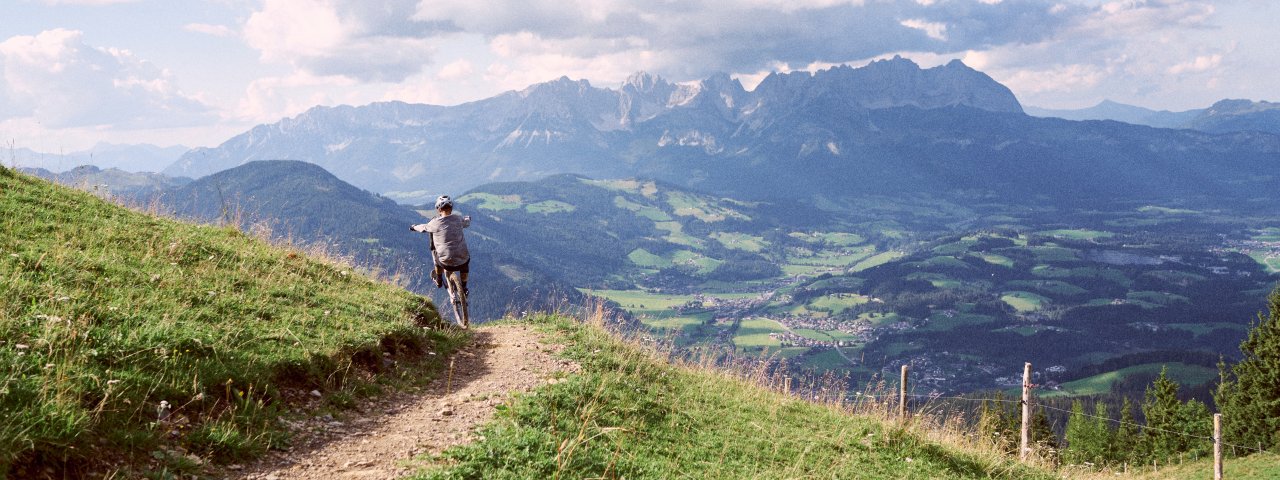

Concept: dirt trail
[[234, 324, 577, 479]]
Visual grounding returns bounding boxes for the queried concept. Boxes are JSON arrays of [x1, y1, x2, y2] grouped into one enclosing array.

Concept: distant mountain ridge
[[1027, 99, 1280, 135], [164, 57, 1023, 200], [1025, 100, 1201, 128], [165, 58, 1280, 210], [7, 142, 188, 173]]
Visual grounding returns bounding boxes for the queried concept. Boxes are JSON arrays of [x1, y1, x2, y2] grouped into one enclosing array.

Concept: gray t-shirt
[[418, 213, 469, 267]]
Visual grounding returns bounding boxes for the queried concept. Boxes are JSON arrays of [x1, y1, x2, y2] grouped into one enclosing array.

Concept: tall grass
[[0, 170, 466, 475], [415, 303, 1055, 479]]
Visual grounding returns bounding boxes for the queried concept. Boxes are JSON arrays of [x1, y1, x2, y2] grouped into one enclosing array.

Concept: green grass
[[973, 253, 1015, 268], [1002, 280, 1087, 297], [1001, 291, 1049, 312], [1108, 451, 1280, 479], [0, 170, 465, 473], [579, 289, 694, 312], [792, 328, 859, 342], [613, 196, 672, 221], [654, 221, 705, 248], [1034, 229, 1113, 240], [626, 248, 671, 268], [1026, 245, 1080, 262], [711, 232, 768, 252], [415, 315, 1054, 479], [524, 200, 575, 214], [922, 313, 997, 332], [1041, 363, 1217, 398], [806, 293, 870, 315], [664, 191, 748, 222], [851, 251, 906, 272], [734, 318, 788, 349], [458, 192, 522, 210]]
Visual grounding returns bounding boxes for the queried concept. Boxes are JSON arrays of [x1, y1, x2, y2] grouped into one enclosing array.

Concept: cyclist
[[411, 195, 471, 327]]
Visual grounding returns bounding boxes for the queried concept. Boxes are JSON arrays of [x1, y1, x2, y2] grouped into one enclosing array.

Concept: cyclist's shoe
[[462, 282, 469, 296], [431, 267, 443, 288]]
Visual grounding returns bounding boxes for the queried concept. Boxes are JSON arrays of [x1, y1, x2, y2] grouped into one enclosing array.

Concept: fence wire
[[848, 389, 1277, 457]]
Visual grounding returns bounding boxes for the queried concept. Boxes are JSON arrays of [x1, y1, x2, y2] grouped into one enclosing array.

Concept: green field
[[655, 221, 705, 248], [922, 313, 997, 332], [1026, 245, 1080, 261], [613, 195, 672, 221], [973, 252, 1015, 268], [806, 293, 870, 315], [1003, 280, 1087, 297], [712, 231, 768, 252], [459, 192, 522, 210], [525, 199, 575, 213], [1035, 229, 1114, 240], [1042, 362, 1218, 398], [850, 251, 906, 272], [665, 191, 748, 222], [627, 248, 671, 268], [733, 318, 788, 348], [581, 178, 659, 198], [1001, 291, 1049, 312]]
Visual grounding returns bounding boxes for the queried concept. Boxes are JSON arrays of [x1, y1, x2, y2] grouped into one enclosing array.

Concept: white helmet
[[435, 195, 453, 209]]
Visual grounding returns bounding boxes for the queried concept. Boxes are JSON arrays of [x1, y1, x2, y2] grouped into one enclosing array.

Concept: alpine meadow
[[5, 1, 1280, 478]]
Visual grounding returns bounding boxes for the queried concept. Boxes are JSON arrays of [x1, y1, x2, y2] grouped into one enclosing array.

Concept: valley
[[453, 175, 1276, 394]]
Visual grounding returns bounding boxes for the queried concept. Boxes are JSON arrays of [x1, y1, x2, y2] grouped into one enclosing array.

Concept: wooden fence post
[[899, 365, 909, 423], [1020, 362, 1032, 462], [1214, 413, 1223, 480], [784, 376, 792, 395]]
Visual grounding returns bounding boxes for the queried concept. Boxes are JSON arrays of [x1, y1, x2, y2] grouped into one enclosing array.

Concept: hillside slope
[[0, 166, 464, 476], [414, 313, 1056, 479]]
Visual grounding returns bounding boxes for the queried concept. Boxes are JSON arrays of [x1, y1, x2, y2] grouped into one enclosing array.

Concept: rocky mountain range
[[163, 57, 1279, 210], [164, 57, 1024, 200]]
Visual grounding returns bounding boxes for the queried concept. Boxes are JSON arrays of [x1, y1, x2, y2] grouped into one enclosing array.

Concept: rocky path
[[233, 324, 577, 479]]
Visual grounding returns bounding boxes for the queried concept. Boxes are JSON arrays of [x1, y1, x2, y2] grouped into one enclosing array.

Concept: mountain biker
[[411, 195, 470, 311]]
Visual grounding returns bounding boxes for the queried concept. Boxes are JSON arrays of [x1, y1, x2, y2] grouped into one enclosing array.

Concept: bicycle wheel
[[446, 270, 470, 328]]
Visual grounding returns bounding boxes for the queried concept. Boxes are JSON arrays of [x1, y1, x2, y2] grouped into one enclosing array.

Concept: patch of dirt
[[231, 324, 577, 479]]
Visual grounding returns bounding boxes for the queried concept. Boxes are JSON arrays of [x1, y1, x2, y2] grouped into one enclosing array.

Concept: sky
[[1, 0, 1276, 152]]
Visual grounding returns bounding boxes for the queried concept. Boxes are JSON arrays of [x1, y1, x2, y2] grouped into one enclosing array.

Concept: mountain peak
[[623, 71, 665, 92]]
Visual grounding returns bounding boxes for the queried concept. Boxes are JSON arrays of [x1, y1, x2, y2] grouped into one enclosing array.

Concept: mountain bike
[[432, 249, 473, 330], [440, 264, 470, 329]]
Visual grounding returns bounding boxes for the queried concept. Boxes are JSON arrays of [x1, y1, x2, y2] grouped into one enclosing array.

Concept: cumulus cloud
[[0, 29, 214, 128], [185, 23, 236, 38], [960, 0, 1232, 108], [244, 0, 445, 82], [412, 0, 1080, 80]]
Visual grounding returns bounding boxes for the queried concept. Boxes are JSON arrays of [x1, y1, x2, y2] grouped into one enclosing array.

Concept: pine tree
[[1111, 397, 1140, 465], [1141, 367, 1183, 461], [1217, 286, 1280, 452], [1063, 400, 1090, 465], [1090, 401, 1114, 465]]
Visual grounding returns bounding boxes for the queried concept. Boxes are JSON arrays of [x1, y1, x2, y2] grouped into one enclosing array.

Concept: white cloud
[[0, 29, 213, 128], [1167, 53, 1221, 75], [185, 23, 236, 38], [900, 19, 948, 41], [436, 59, 474, 80], [244, 0, 439, 82]]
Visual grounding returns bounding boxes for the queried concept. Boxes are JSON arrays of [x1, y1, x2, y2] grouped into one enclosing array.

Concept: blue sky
[[1, 0, 1276, 152]]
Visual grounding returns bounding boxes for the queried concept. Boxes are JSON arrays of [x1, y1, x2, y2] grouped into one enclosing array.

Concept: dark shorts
[[437, 259, 469, 274]]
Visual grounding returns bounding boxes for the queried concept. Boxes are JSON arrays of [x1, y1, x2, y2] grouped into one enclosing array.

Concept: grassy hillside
[[0, 167, 465, 475], [413, 313, 1056, 479]]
